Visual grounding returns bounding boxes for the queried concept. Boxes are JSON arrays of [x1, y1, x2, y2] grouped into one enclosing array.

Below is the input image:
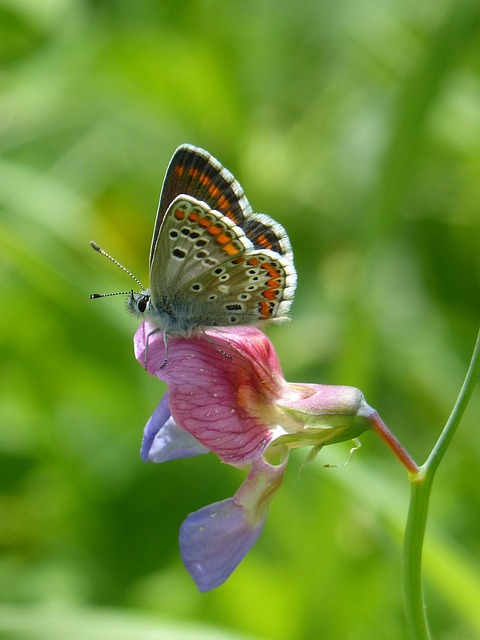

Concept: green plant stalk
[[403, 327, 480, 639], [370, 327, 479, 638], [403, 469, 432, 640]]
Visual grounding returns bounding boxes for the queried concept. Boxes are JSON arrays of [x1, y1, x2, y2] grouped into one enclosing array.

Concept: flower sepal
[[275, 383, 373, 449]]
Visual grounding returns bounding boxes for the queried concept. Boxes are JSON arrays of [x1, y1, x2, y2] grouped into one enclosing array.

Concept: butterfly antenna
[[89, 240, 146, 299], [90, 291, 133, 299]]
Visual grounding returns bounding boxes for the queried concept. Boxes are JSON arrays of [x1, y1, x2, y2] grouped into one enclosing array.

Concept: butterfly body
[[127, 145, 297, 337]]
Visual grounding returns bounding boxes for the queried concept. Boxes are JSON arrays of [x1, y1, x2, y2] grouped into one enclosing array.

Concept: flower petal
[[141, 393, 209, 462], [179, 456, 286, 591], [135, 324, 287, 466], [146, 417, 210, 463], [140, 392, 171, 462], [179, 498, 265, 592], [271, 383, 372, 450]]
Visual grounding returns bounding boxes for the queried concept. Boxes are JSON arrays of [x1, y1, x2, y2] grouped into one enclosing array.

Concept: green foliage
[[0, 0, 479, 638]]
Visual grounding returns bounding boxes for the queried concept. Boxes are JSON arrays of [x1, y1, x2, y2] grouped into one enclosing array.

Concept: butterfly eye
[[137, 295, 149, 313]]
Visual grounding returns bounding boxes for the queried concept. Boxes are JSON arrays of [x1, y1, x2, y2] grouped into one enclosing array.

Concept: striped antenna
[[89, 241, 145, 298]]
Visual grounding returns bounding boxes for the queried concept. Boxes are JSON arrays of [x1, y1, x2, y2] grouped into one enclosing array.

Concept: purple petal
[[140, 392, 171, 462], [141, 392, 209, 462], [179, 498, 265, 592], [179, 456, 286, 591], [147, 417, 209, 463]]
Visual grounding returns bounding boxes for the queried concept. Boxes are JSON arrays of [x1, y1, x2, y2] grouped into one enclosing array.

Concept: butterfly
[[92, 144, 296, 343]]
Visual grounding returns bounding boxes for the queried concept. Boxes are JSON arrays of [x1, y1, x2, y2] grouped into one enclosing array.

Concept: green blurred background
[[1, 0, 479, 638]]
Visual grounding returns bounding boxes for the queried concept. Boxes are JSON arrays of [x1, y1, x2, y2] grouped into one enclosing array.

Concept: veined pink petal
[[135, 324, 287, 465]]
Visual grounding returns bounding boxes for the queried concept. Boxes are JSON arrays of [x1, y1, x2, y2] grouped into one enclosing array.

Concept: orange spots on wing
[[217, 195, 230, 210], [199, 173, 211, 186], [216, 232, 233, 245], [262, 264, 281, 279], [188, 210, 200, 222], [266, 278, 280, 287], [208, 184, 221, 198], [174, 208, 186, 220], [247, 257, 261, 266], [207, 224, 223, 236], [174, 164, 185, 177], [223, 242, 242, 256], [198, 217, 212, 228], [262, 288, 279, 300], [224, 209, 241, 225], [255, 234, 273, 250], [259, 301, 274, 318], [188, 168, 199, 179]]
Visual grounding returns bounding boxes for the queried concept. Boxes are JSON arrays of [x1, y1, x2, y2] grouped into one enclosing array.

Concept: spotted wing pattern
[[148, 196, 296, 335], [151, 145, 293, 267]]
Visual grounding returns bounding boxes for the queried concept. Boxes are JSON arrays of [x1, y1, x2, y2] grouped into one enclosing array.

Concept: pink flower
[[135, 323, 375, 591]]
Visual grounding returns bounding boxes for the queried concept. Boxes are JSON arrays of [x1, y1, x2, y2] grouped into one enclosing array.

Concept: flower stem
[[423, 327, 480, 476], [403, 469, 431, 640], [368, 410, 419, 475], [403, 327, 480, 639]]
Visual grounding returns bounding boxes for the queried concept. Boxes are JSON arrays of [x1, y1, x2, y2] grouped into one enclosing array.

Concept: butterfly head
[[126, 290, 151, 317], [126, 287, 196, 336]]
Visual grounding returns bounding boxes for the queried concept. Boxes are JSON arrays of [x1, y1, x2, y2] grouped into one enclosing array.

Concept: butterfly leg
[[202, 332, 233, 362], [159, 331, 169, 369], [143, 326, 166, 369]]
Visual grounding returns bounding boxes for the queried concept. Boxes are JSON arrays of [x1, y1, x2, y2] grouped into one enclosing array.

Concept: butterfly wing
[[152, 144, 294, 265], [147, 144, 297, 334], [149, 196, 296, 332], [150, 144, 252, 268], [241, 211, 294, 263], [178, 247, 297, 327]]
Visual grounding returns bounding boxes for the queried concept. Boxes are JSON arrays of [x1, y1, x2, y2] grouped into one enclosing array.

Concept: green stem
[[423, 328, 480, 476], [403, 327, 480, 639], [403, 469, 432, 640]]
